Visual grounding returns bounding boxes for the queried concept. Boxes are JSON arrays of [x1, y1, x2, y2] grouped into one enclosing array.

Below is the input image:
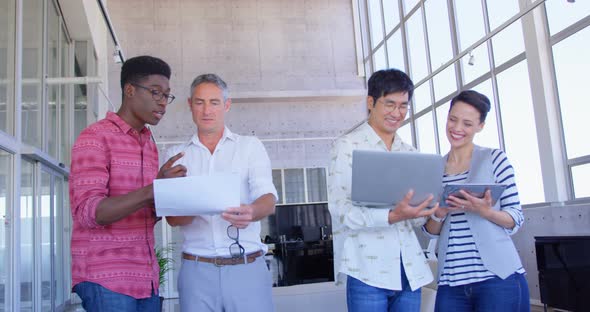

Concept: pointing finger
[[162, 152, 185, 169]]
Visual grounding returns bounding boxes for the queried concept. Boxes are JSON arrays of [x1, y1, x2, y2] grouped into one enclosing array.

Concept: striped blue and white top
[[438, 149, 525, 287]]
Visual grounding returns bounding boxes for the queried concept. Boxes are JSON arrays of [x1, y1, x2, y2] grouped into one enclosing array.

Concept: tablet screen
[[441, 183, 507, 206]]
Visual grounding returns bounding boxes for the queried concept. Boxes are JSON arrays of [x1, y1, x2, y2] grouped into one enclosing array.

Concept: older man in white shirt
[[165, 74, 277, 312], [328, 69, 439, 312]]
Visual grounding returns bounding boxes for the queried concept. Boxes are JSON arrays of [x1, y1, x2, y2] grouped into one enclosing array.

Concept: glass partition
[[22, 0, 43, 148], [53, 177, 65, 308], [0, 150, 11, 311], [0, 0, 15, 135], [20, 159, 34, 311], [40, 171, 51, 311]]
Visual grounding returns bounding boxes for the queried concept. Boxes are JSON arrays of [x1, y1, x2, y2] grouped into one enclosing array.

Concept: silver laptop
[[351, 150, 444, 208]]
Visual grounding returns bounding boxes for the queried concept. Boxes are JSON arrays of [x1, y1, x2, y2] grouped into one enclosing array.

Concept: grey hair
[[189, 73, 230, 102]]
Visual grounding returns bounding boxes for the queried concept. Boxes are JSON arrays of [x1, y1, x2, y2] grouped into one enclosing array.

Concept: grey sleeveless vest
[[436, 145, 523, 281]]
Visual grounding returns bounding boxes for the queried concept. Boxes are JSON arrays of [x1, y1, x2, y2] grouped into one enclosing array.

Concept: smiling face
[[446, 101, 485, 149], [122, 74, 171, 130], [367, 91, 410, 141], [188, 82, 230, 136]]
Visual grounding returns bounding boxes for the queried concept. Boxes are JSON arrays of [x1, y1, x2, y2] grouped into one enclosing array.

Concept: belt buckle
[[214, 257, 224, 267]]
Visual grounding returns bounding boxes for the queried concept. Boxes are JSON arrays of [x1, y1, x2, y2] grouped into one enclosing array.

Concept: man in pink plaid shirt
[[69, 55, 186, 311]]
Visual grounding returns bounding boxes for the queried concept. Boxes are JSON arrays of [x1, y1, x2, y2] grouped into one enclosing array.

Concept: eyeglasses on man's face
[[227, 225, 245, 258], [377, 100, 409, 114], [131, 82, 176, 104]]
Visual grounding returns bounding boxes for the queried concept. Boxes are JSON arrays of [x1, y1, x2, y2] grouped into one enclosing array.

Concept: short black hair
[[368, 69, 414, 104], [120, 55, 171, 89], [450, 90, 491, 123]]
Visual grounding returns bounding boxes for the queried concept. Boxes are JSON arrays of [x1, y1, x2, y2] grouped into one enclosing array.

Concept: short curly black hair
[[450, 90, 491, 123], [120, 55, 171, 89]]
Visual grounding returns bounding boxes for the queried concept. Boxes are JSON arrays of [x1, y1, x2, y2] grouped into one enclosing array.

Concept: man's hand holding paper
[[222, 205, 254, 229]]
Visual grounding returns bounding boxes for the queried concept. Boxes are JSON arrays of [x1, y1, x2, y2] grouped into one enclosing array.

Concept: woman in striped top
[[423, 90, 530, 312]]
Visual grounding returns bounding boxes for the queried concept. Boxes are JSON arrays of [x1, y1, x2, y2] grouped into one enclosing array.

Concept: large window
[[22, 0, 72, 160], [358, 0, 589, 204], [548, 2, 590, 199], [496, 61, 544, 204], [273, 168, 328, 205], [1, 0, 78, 310]]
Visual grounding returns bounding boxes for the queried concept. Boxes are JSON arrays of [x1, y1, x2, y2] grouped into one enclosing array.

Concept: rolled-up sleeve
[[69, 129, 108, 229], [492, 149, 524, 235], [247, 137, 278, 202], [328, 139, 391, 230]]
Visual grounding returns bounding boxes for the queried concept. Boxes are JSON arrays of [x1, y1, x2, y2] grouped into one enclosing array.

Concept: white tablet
[[441, 183, 507, 206]]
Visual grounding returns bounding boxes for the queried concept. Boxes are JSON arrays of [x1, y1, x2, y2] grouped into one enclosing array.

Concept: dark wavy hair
[[367, 69, 414, 104], [449, 90, 491, 123]]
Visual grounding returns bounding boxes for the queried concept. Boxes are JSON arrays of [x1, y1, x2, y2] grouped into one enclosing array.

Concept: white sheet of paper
[[154, 173, 240, 216]]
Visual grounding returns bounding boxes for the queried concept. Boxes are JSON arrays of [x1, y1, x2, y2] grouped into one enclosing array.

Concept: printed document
[[154, 173, 240, 216]]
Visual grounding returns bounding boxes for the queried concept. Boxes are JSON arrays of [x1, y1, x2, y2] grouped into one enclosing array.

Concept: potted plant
[[155, 246, 175, 311]]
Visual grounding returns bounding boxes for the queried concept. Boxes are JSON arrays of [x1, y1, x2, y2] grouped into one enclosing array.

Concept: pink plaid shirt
[[69, 112, 159, 299]]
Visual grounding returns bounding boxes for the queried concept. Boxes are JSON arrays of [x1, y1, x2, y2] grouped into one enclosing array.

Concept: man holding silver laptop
[[328, 69, 439, 312]]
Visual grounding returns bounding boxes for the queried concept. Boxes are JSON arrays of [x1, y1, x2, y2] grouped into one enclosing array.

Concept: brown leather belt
[[182, 250, 264, 266]]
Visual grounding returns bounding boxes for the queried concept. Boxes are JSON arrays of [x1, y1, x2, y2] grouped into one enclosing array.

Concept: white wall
[[106, 0, 368, 168]]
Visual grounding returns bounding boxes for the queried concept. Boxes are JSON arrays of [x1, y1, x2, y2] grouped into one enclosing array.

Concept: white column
[[519, 0, 569, 201]]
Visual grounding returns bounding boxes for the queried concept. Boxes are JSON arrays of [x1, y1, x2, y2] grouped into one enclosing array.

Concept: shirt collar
[[106, 111, 152, 136], [189, 126, 237, 147], [361, 121, 404, 150]]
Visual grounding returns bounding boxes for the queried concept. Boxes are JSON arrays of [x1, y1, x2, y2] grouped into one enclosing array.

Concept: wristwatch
[[430, 214, 446, 223]]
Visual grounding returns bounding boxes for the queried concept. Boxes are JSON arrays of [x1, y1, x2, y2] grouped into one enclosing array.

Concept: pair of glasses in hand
[[227, 225, 245, 258]]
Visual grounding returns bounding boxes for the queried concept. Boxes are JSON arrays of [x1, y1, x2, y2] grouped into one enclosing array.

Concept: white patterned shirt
[[328, 122, 434, 291]]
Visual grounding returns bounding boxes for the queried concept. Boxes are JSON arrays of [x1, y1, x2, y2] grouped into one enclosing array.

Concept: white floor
[[273, 282, 347, 312]]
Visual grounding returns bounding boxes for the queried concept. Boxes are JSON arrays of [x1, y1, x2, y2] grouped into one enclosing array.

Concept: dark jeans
[[73, 282, 160, 312], [434, 273, 530, 312], [346, 264, 421, 312]]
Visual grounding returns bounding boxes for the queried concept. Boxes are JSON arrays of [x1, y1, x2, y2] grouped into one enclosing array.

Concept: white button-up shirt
[[164, 127, 278, 257], [328, 122, 433, 291]]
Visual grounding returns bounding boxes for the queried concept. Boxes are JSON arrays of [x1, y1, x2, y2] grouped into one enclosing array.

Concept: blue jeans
[[346, 265, 421, 312], [73, 281, 160, 312], [435, 273, 530, 312]]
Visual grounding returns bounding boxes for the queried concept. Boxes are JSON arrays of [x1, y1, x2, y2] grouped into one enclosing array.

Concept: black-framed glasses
[[227, 225, 245, 258], [131, 82, 176, 104]]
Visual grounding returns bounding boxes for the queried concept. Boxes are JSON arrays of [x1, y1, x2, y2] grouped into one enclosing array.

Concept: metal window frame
[[548, 12, 590, 200], [357, 0, 590, 204], [0, 0, 75, 310], [275, 167, 329, 206]]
